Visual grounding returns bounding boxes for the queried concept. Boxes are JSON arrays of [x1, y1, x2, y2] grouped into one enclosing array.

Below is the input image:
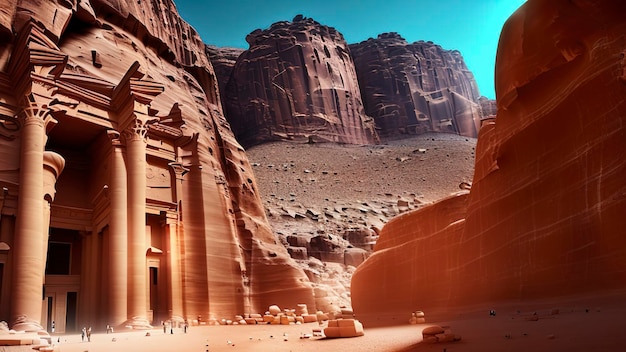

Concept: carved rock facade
[[351, 0, 626, 325], [223, 15, 379, 147], [349, 33, 482, 139], [0, 0, 313, 333]]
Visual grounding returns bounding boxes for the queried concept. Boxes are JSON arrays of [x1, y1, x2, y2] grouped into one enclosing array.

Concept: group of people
[[81, 326, 92, 342], [162, 320, 189, 334], [50, 320, 188, 341]]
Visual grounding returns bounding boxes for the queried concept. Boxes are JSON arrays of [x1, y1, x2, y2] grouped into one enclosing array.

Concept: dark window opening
[[46, 242, 71, 275], [66, 292, 77, 331]]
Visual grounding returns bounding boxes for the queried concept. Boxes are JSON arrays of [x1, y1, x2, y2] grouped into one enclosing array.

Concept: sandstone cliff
[[351, 0, 626, 325], [223, 15, 379, 147], [0, 0, 313, 329], [206, 45, 244, 110], [349, 33, 483, 139]]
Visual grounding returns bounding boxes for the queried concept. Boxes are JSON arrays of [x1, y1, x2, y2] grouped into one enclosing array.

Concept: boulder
[[323, 319, 364, 338]]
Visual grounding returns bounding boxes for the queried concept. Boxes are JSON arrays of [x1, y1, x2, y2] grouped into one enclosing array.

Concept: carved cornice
[[148, 103, 186, 139], [130, 77, 165, 105], [111, 61, 164, 113], [9, 21, 68, 100], [148, 123, 183, 139]]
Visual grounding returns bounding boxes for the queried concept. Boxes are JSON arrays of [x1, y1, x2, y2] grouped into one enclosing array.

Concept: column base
[[123, 317, 153, 330], [10, 315, 44, 332], [169, 315, 185, 328]]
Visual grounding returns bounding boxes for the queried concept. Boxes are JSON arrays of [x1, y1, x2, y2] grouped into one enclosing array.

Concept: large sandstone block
[[351, 0, 626, 326], [323, 319, 364, 338]]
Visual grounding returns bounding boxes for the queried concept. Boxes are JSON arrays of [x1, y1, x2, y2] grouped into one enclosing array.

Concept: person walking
[[87, 327, 92, 342], [81, 327, 86, 342]]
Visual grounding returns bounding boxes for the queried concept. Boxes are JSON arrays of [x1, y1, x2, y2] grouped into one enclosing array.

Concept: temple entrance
[[66, 292, 77, 332], [44, 228, 82, 333], [147, 213, 168, 325], [149, 266, 159, 323]]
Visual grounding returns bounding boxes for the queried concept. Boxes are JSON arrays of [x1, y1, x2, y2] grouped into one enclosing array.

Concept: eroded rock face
[[0, 0, 313, 332], [206, 45, 244, 109], [224, 15, 379, 147], [351, 0, 626, 325], [349, 33, 482, 139]]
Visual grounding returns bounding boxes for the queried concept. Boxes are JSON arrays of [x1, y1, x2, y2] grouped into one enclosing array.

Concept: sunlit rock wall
[[224, 15, 379, 147], [351, 0, 626, 326], [349, 33, 482, 139], [0, 0, 313, 330]]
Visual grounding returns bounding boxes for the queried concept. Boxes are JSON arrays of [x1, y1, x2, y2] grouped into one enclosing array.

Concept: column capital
[[19, 91, 59, 135], [168, 162, 189, 180], [122, 114, 158, 144]]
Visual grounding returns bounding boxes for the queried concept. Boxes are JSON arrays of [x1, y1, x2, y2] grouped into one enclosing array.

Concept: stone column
[[11, 97, 57, 331], [167, 163, 188, 323], [42, 151, 65, 274], [123, 118, 150, 328], [106, 131, 128, 327]]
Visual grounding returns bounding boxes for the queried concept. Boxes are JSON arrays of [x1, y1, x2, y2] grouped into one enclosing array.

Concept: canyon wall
[[223, 15, 379, 147], [0, 0, 313, 332], [351, 0, 626, 325], [349, 33, 482, 139], [206, 45, 244, 109]]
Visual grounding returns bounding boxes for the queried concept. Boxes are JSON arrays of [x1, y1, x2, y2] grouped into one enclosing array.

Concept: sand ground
[[4, 290, 625, 352], [8, 323, 424, 352]]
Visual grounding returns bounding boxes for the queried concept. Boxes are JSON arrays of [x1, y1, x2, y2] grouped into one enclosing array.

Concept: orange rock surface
[[222, 15, 379, 147], [350, 33, 483, 139], [351, 0, 626, 325], [0, 0, 312, 333]]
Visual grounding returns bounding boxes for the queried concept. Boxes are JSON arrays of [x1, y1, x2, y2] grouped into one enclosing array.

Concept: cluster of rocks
[[408, 311, 426, 324], [285, 231, 370, 267], [421, 325, 461, 343], [248, 135, 476, 313], [207, 303, 355, 327]]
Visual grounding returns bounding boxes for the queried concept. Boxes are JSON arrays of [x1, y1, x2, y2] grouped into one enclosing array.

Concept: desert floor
[[4, 290, 625, 352]]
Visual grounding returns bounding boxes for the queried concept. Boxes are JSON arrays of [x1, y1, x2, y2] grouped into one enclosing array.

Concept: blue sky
[[175, 0, 526, 99]]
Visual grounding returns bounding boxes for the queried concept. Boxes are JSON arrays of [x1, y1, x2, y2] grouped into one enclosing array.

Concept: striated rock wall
[[206, 45, 244, 110], [349, 33, 482, 139], [351, 0, 626, 325], [224, 15, 379, 147], [0, 0, 313, 331]]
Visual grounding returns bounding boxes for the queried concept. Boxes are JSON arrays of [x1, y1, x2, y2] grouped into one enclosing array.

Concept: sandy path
[[38, 323, 424, 352], [5, 291, 626, 352]]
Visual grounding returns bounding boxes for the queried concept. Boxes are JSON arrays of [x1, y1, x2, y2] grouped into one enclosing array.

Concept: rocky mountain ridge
[[350, 32, 482, 138], [208, 15, 495, 147]]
